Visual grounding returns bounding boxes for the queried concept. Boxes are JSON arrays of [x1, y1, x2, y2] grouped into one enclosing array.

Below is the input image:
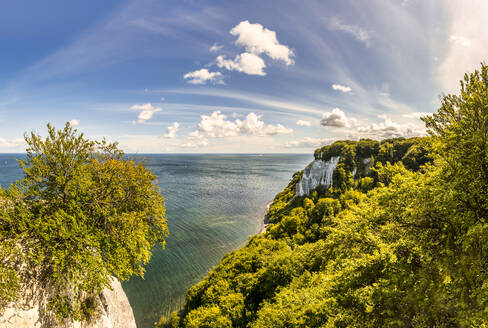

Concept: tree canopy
[[0, 123, 168, 323]]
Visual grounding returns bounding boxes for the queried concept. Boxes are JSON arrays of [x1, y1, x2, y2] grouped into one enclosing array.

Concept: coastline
[[259, 201, 272, 235]]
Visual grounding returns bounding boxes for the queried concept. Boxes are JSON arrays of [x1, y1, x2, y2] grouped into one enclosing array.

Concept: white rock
[[296, 157, 340, 196], [0, 278, 136, 328]]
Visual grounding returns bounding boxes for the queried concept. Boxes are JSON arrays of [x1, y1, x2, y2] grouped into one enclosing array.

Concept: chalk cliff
[[0, 278, 136, 328]]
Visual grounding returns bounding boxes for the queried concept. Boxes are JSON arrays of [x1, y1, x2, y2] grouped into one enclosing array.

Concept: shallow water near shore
[[0, 153, 311, 328]]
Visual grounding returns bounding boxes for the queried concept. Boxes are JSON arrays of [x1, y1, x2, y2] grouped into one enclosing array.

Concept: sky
[[0, 0, 486, 153]]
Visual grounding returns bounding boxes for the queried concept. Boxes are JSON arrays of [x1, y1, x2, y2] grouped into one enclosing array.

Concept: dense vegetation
[[0, 124, 168, 324], [159, 64, 488, 328]]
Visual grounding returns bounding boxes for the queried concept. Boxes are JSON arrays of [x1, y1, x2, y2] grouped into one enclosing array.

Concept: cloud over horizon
[[355, 115, 425, 139], [196, 111, 293, 138]]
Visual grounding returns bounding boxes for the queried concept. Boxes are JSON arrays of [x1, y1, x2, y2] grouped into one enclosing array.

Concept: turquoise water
[[0, 153, 311, 327]]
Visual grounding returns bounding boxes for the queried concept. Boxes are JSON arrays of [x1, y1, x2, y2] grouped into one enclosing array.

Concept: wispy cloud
[[329, 17, 371, 46], [166, 89, 325, 116], [209, 43, 224, 52]]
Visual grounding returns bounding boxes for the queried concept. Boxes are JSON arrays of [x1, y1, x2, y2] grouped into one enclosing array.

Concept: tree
[[423, 63, 488, 222], [0, 123, 168, 323]]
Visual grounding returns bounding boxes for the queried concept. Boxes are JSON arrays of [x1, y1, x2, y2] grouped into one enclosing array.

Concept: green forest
[[158, 65, 488, 327]]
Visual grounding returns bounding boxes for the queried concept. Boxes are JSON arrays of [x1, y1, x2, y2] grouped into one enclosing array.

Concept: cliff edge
[[0, 277, 136, 328]]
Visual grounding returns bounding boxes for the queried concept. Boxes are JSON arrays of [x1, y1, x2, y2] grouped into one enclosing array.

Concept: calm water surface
[[0, 153, 311, 327]]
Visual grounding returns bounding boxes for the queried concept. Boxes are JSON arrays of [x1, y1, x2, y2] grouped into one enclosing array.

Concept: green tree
[[423, 63, 488, 222], [0, 123, 168, 323]]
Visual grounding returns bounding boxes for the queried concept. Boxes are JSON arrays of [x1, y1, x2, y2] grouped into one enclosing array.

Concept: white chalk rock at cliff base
[[0, 278, 136, 328]]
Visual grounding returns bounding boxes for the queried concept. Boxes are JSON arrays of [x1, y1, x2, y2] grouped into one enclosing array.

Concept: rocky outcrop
[[296, 157, 340, 196], [0, 278, 136, 328]]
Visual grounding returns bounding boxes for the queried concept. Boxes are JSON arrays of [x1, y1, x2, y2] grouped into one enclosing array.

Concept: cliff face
[[296, 156, 373, 196], [0, 278, 136, 328], [296, 156, 340, 196]]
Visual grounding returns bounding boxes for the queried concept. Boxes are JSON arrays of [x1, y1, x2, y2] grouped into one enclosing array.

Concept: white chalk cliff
[[0, 278, 136, 328], [296, 156, 373, 196], [296, 156, 340, 196]]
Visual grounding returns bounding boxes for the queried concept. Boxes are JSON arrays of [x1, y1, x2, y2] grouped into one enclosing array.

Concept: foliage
[[160, 64, 488, 327], [0, 123, 168, 323]]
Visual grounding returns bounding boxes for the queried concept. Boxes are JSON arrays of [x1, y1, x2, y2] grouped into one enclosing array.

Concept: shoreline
[[258, 201, 273, 235]]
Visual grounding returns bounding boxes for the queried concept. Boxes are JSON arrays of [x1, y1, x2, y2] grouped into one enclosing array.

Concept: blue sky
[[0, 0, 486, 153]]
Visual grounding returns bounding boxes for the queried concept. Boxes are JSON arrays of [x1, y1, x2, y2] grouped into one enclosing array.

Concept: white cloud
[[236, 112, 293, 135], [69, 119, 79, 126], [216, 53, 266, 76], [329, 17, 371, 46], [182, 130, 209, 148], [449, 35, 472, 47], [285, 137, 333, 148], [131, 103, 162, 123], [356, 116, 425, 139], [230, 21, 294, 65], [197, 111, 240, 137], [236, 112, 264, 134], [296, 120, 312, 126], [332, 84, 352, 93], [209, 43, 223, 52], [164, 122, 180, 139], [197, 111, 293, 138], [320, 108, 357, 128], [184, 68, 223, 85]]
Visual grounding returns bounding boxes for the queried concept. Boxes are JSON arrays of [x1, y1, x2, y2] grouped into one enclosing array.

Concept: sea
[[0, 153, 312, 327]]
